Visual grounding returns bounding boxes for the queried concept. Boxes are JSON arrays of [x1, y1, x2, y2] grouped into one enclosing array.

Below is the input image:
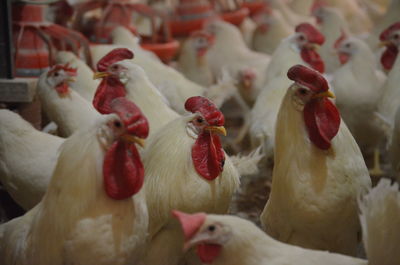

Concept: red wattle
[[381, 44, 398, 71], [197, 47, 208, 57], [93, 77, 126, 114], [301, 48, 325, 73], [196, 244, 222, 264], [103, 140, 144, 200], [303, 98, 340, 150], [55, 82, 70, 95], [192, 132, 225, 181], [338, 52, 350, 65]]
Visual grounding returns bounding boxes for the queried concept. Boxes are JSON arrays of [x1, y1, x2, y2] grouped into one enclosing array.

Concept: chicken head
[[379, 22, 400, 71], [185, 96, 227, 180], [45, 64, 77, 96], [93, 48, 134, 114], [190, 30, 215, 58], [287, 64, 339, 150], [173, 210, 232, 264], [100, 97, 149, 200], [293, 23, 325, 73]]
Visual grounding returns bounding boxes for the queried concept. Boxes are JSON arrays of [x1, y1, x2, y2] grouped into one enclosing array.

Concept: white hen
[[0, 110, 63, 210]]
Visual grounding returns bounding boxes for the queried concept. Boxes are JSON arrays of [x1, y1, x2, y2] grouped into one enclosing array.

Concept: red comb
[[380, 22, 400, 41], [47, 63, 77, 77], [295, 23, 325, 45], [172, 210, 206, 241], [287, 64, 329, 92], [97, 48, 134, 72], [109, 97, 149, 139], [333, 29, 347, 49], [185, 96, 224, 126], [311, 0, 327, 13]]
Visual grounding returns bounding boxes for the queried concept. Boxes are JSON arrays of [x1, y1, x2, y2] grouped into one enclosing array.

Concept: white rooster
[[142, 96, 240, 265], [0, 110, 64, 210], [331, 36, 386, 175], [261, 65, 371, 256], [0, 97, 149, 265], [37, 64, 100, 137]]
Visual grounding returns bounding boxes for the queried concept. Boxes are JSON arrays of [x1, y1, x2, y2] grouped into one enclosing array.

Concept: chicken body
[[268, 0, 314, 27], [0, 114, 148, 265], [37, 67, 100, 137], [359, 178, 400, 265], [261, 73, 371, 255], [142, 109, 240, 265], [0, 110, 63, 210], [252, 9, 293, 55], [289, 0, 314, 16], [118, 61, 180, 137], [331, 37, 386, 153], [55, 51, 99, 101]]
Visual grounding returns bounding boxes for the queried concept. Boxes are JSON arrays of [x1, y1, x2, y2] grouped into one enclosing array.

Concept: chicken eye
[[54, 72, 59, 77], [393, 34, 399, 40], [345, 43, 351, 48], [298, 35, 305, 41], [114, 120, 122, 128], [111, 65, 119, 71], [207, 225, 216, 232], [196, 117, 204, 123], [298, 88, 308, 95]]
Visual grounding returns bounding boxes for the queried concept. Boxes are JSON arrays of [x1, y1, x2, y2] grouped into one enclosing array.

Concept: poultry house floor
[[0, 99, 392, 259]]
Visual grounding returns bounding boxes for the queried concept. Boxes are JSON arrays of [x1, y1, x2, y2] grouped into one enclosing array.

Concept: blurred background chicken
[[37, 64, 100, 137], [55, 51, 99, 101], [0, 110, 63, 210], [261, 65, 371, 256], [331, 36, 386, 175], [252, 7, 293, 55], [0, 98, 149, 265]]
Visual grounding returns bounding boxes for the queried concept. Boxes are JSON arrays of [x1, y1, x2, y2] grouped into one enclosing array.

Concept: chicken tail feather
[[230, 145, 264, 176], [359, 178, 400, 265]]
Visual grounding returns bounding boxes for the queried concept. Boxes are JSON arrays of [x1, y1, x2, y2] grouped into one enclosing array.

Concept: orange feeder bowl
[[169, 18, 210, 37], [220, 7, 249, 26], [241, 1, 266, 16], [141, 38, 180, 63], [169, 0, 215, 37]]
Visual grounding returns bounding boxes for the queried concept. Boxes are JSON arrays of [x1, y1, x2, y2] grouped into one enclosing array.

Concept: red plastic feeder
[[141, 38, 180, 63], [12, 3, 91, 77], [220, 7, 249, 26], [169, 0, 216, 37], [241, 1, 267, 16], [86, 0, 138, 43]]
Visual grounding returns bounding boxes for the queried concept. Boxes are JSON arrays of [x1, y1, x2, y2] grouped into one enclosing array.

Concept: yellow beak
[[66, 77, 76, 83], [121, 135, 146, 148], [312, 90, 336, 99], [306, 43, 320, 50], [205, 126, 227, 136], [93, 72, 110, 80], [379, 40, 392, 48]]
